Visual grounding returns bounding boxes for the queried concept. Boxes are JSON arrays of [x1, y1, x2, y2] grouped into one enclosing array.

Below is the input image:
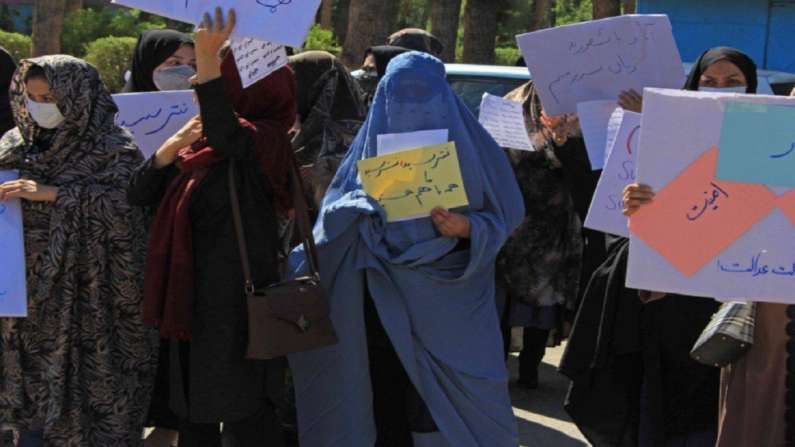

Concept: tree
[[334, 0, 351, 47], [66, 0, 83, 12], [430, 0, 462, 62], [319, 0, 334, 30], [0, 5, 19, 32], [593, 0, 621, 19], [341, 0, 400, 67], [622, 0, 636, 14], [530, 0, 556, 31], [462, 0, 501, 64], [32, 0, 67, 56]]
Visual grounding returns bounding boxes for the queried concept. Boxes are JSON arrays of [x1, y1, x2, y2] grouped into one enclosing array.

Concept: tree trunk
[[430, 0, 462, 62], [622, 0, 636, 14], [319, 0, 334, 30], [593, 0, 622, 19], [462, 0, 499, 64], [341, 0, 400, 67], [529, 0, 555, 31], [65, 0, 83, 12], [419, 0, 432, 29], [32, 0, 66, 57], [334, 0, 351, 49]]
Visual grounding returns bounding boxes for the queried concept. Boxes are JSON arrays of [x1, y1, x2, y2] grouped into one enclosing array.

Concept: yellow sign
[[357, 142, 469, 222]]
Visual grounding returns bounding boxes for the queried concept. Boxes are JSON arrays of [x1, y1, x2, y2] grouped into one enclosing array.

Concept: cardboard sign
[[376, 129, 449, 156], [114, 91, 198, 158], [478, 93, 534, 151], [231, 37, 288, 89], [716, 101, 795, 188], [113, 0, 321, 47], [0, 170, 27, 317], [358, 142, 468, 222], [516, 15, 684, 115], [626, 88, 795, 303], [584, 111, 641, 237], [578, 100, 619, 169]]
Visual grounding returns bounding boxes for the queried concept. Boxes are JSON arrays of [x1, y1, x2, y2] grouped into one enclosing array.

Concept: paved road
[[509, 343, 590, 447]]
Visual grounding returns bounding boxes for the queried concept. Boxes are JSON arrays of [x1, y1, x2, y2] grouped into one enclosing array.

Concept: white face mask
[[25, 97, 66, 129], [698, 86, 747, 94], [153, 64, 196, 91]]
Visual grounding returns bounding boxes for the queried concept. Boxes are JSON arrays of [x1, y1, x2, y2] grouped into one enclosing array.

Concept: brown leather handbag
[[228, 160, 338, 360]]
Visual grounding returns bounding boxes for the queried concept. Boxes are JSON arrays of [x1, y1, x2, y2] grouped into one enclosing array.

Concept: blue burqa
[[288, 52, 524, 447]]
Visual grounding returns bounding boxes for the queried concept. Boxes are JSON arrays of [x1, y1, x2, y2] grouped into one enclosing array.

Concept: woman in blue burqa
[[288, 52, 524, 447]]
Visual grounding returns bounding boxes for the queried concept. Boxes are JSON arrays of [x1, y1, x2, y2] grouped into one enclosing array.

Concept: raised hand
[[195, 7, 237, 84]]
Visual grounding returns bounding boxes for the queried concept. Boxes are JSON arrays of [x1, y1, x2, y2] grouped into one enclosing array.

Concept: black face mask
[[355, 68, 379, 106]]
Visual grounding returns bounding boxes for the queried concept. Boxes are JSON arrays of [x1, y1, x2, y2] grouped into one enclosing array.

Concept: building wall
[[638, 0, 795, 72]]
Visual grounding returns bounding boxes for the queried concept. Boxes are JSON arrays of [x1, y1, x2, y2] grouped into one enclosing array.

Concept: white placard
[[584, 111, 640, 237], [231, 37, 288, 89], [516, 14, 685, 115], [603, 107, 625, 163], [376, 129, 449, 156], [112, 0, 322, 47], [477, 93, 534, 151], [114, 91, 198, 158], [577, 100, 619, 170], [626, 88, 795, 303], [0, 170, 27, 317]]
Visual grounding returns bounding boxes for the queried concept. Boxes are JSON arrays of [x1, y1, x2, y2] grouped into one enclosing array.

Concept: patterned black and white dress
[[0, 55, 157, 445]]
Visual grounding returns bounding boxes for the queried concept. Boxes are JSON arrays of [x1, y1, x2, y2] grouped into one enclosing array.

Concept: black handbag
[[690, 301, 756, 368], [228, 160, 338, 360]]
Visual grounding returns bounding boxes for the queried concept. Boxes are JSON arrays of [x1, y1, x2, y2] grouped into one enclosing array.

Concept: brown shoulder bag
[[228, 160, 338, 360]]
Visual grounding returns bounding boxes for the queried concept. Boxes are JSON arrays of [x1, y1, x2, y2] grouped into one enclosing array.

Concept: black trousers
[[499, 296, 550, 382], [177, 403, 285, 447], [364, 291, 438, 447], [175, 342, 286, 447]]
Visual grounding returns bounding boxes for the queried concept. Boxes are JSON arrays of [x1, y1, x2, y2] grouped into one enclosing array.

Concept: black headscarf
[[365, 45, 410, 79], [122, 29, 192, 93], [683, 47, 758, 93], [290, 51, 363, 121], [387, 28, 444, 57], [0, 47, 17, 136], [288, 51, 366, 206]]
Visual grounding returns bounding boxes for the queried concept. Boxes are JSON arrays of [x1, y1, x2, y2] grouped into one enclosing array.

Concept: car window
[[448, 77, 526, 116]]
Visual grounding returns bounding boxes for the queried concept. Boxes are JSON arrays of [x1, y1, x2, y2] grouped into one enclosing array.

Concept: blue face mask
[[153, 64, 196, 91], [698, 86, 747, 94]]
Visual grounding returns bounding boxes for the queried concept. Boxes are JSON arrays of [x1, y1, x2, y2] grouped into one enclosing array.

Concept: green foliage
[[555, 0, 593, 26], [0, 30, 31, 61], [396, 0, 431, 30], [495, 47, 520, 66], [497, 0, 534, 46], [84, 36, 137, 93], [62, 8, 169, 57], [302, 24, 341, 56]]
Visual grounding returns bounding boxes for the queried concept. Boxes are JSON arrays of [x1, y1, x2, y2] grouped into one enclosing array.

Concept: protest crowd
[[0, 2, 792, 447]]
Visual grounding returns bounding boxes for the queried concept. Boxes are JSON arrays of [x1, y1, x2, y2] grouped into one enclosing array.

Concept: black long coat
[[128, 78, 282, 423]]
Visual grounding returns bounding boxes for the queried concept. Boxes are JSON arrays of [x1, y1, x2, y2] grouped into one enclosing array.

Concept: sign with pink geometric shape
[[778, 189, 795, 227], [630, 147, 777, 277]]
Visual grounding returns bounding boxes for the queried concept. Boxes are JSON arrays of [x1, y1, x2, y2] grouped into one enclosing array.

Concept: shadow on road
[[509, 349, 589, 446]]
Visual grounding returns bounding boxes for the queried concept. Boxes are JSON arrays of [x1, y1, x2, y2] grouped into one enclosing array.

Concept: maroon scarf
[[143, 55, 296, 340]]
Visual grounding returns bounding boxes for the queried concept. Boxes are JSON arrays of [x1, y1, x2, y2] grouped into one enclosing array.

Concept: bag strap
[[228, 161, 256, 295], [288, 160, 321, 277], [228, 159, 321, 295]]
